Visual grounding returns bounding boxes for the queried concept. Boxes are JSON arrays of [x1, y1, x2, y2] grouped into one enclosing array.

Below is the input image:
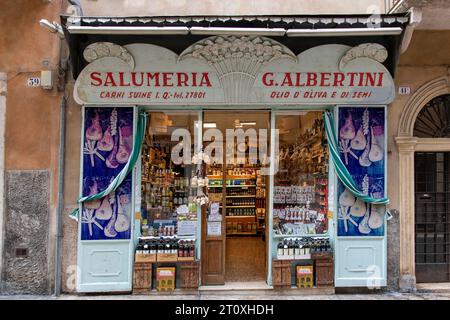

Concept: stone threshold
[[416, 282, 450, 293]]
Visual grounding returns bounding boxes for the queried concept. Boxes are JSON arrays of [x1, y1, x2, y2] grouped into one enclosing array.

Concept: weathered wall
[[0, 0, 64, 294], [61, 81, 81, 293], [80, 0, 388, 16], [385, 29, 450, 291], [2, 171, 50, 294]]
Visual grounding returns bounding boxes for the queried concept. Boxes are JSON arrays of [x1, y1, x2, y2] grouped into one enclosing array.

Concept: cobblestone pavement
[[1, 291, 450, 300]]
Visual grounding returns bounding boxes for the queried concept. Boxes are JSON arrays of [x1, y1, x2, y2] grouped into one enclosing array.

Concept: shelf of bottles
[[276, 236, 332, 260], [225, 166, 259, 235], [135, 237, 196, 263]]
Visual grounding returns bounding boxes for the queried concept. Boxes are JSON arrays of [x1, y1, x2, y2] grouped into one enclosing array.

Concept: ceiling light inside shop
[[203, 123, 217, 128]]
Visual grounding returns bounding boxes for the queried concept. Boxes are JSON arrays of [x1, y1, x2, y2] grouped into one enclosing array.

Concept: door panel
[[414, 152, 450, 283], [202, 238, 225, 284], [78, 241, 132, 292], [335, 238, 386, 287]]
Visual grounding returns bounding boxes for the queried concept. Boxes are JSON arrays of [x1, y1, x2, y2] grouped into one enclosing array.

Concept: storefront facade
[[62, 14, 409, 293]]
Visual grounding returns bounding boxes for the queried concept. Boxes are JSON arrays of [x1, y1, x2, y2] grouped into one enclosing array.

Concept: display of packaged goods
[[296, 266, 314, 288], [156, 267, 176, 291], [276, 237, 332, 260], [135, 237, 196, 263]]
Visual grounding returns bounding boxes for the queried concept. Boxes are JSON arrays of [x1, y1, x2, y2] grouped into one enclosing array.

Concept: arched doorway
[[395, 76, 450, 291], [413, 94, 450, 283]]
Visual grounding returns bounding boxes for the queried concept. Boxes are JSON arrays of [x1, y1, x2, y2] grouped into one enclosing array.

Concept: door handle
[[419, 194, 432, 200]]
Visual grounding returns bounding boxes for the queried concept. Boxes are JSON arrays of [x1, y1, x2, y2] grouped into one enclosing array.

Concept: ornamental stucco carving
[[83, 42, 135, 70], [339, 43, 388, 70], [178, 35, 297, 103]]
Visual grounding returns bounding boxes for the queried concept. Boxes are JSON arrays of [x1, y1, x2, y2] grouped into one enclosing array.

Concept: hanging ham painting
[[337, 106, 386, 237], [81, 107, 134, 240]]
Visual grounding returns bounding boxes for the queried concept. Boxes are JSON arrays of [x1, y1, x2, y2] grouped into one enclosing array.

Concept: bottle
[[288, 239, 294, 256], [157, 238, 163, 255], [294, 238, 300, 257], [277, 241, 283, 258], [171, 239, 178, 255], [283, 240, 289, 257], [178, 240, 184, 258], [189, 241, 195, 258], [165, 239, 171, 254], [150, 240, 156, 256], [136, 240, 143, 255]]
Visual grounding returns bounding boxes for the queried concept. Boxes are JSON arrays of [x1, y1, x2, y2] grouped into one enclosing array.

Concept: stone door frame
[[395, 73, 450, 291]]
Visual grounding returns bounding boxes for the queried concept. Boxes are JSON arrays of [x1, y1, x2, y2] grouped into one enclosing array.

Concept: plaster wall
[[0, 0, 64, 294]]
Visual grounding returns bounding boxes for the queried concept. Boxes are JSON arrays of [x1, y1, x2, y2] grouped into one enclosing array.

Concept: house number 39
[[27, 77, 41, 87]]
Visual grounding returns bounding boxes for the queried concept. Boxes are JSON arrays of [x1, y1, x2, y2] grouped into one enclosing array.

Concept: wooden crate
[[272, 259, 292, 288], [135, 253, 156, 263], [180, 261, 199, 289], [157, 253, 178, 262], [133, 262, 152, 294], [312, 252, 334, 287]]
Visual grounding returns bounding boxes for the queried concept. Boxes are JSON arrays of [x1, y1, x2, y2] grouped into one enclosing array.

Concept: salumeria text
[[88, 71, 386, 88]]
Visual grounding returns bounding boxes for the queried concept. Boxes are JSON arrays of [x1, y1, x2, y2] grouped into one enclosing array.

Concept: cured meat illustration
[[350, 198, 366, 217], [339, 114, 356, 140], [116, 126, 132, 164], [114, 194, 130, 232], [95, 196, 113, 220], [104, 194, 118, 238], [368, 204, 385, 229], [98, 125, 114, 152], [106, 135, 120, 169], [86, 112, 103, 141], [84, 180, 101, 210], [369, 126, 384, 162]]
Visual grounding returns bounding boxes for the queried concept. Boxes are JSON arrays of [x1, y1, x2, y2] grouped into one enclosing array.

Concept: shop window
[[413, 94, 450, 138], [138, 111, 199, 260], [272, 111, 333, 268]]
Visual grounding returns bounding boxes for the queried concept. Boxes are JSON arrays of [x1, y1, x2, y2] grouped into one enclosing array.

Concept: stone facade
[[1, 171, 50, 294]]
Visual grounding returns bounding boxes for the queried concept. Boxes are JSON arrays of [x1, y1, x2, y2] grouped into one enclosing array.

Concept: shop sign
[[74, 39, 395, 106]]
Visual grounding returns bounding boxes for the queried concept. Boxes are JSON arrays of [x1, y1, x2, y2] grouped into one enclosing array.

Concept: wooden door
[[201, 112, 226, 285], [201, 206, 226, 284]]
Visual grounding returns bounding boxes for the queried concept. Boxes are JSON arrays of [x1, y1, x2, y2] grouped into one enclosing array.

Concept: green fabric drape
[[323, 111, 389, 205], [70, 112, 148, 221]]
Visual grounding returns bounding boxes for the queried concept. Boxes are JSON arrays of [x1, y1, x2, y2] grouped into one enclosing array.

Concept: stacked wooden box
[[312, 252, 334, 287], [179, 261, 200, 289], [272, 259, 292, 288], [133, 262, 152, 294]]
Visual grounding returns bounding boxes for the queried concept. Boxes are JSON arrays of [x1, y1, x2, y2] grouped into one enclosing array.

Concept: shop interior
[[136, 109, 333, 290]]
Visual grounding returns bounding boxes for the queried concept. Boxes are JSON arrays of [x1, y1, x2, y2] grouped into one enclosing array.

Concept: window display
[[139, 112, 199, 248], [273, 112, 329, 237]]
